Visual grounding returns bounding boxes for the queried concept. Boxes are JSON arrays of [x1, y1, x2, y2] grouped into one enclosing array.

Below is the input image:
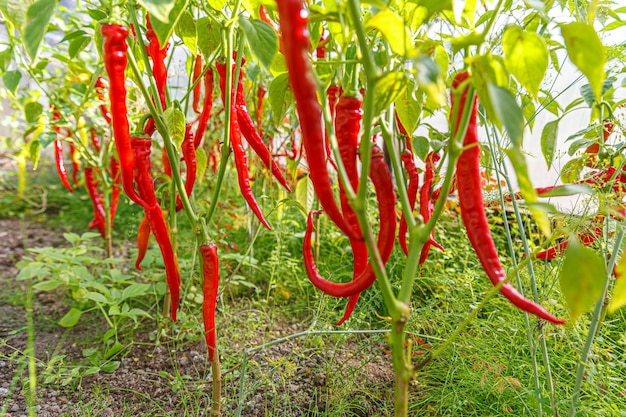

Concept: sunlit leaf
[[149, 0, 189, 47], [560, 22, 606, 101], [137, 0, 177, 23], [164, 107, 186, 149], [487, 83, 524, 147], [269, 73, 291, 126], [175, 11, 197, 54], [395, 79, 421, 136], [367, 9, 417, 57], [197, 17, 221, 59], [502, 25, 548, 98], [296, 174, 314, 214], [609, 253, 626, 313], [540, 118, 559, 168], [559, 238, 606, 322]]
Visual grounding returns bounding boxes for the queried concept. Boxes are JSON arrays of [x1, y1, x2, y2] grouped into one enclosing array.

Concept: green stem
[[568, 227, 624, 416]]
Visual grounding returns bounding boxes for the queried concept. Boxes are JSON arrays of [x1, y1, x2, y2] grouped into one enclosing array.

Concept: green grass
[[2, 164, 626, 416]]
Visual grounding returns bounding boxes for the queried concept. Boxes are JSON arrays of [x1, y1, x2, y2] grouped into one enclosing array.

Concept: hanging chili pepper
[[131, 137, 181, 321], [135, 214, 150, 270], [215, 61, 291, 192], [54, 139, 73, 193], [194, 68, 214, 149], [101, 23, 149, 209], [419, 151, 445, 265], [276, 0, 359, 239], [175, 124, 197, 211], [200, 243, 220, 362], [303, 145, 396, 298], [452, 71, 564, 325], [398, 150, 419, 256], [84, 167, 106, 237], [192, 55, 203, 113], [256, 84, 267, 137], [94, 76, 112, 123], [334, 94, 367, 325], [145, 14, 168, 109]]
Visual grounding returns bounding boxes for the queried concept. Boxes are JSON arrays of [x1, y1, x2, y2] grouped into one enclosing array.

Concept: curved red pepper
[[215, 61, 291, 192], [200, 243, 220, 362], [69, 142, 80, 187], [276, 0, 359, 239], [324, 85, 339, 170], [94, 76, 112, 123], [452, 71, 564, 325], [419, 151, 445, 264], [84, 167, 106, 237], [54, 139, 73, 193], [334, 94, 367, 325], [109, 157, 121, 227], [194, 68, 214, 149], [256, 84, 267, 137], [131, 137, 181, 321], [303, 145, 396, 298], [398, 150, 419, 256], [135, 214, 150, 270], [101, 23, 149, 209], [175, 124, 197, 212], [145, 14, 168, 109]]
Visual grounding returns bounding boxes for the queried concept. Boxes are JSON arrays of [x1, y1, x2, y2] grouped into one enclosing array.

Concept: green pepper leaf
[[269, 73, 291, 126], [560, 22, 606, 101], [559, 238, 606, 322], [366, 9, 418, 58], [164, 107, 186, 149], [137, 0, 177, 24], [22, 0, 55, 61], [502, 25, 548, 99], [196, 18, 221, 60], [238, 16, 278, 69], [488, 83, 524, 148], [609, 252, 626, 313], [149, 0, 189, 47], [540, 118, 559, 168], [58, 308, 83, 327], [3, 69, 21, 97], [175, 10, 197, 54]]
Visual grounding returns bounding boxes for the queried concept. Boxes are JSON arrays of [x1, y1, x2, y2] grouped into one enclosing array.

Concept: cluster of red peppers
[[277, 0, 396, 324]]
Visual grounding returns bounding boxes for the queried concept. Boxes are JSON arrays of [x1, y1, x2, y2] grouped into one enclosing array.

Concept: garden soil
[[0, 218, 395, 416]]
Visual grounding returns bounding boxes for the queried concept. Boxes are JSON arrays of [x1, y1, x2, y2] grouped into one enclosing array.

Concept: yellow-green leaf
[[560, 22, 606, 101], [59, 308, 83, 327], [559, 238, 606, 322], [295, 174, 314, 214], [137, 0, 177, 24], [175, 11, 197, 54], [609, 252, 626, 313], [149, 0, 189, 47], [502, 25, 548, 98], [164, 107, 186, 149], [366, 9, 417, 57]]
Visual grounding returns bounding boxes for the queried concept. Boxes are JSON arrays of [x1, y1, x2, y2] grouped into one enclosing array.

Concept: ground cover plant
[[1, 0, 626, 415]]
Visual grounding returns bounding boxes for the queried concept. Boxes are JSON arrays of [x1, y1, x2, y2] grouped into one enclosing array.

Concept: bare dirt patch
[[0, 218, 395, 416]]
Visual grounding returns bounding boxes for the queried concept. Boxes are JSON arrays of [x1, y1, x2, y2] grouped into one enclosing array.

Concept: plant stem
[[568, 226, 624, 417]]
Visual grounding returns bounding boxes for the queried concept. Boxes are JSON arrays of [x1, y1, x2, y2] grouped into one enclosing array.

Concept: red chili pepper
[[54, 139, 73, 193], [101, 23, 149, 209], [419, 151, 445, 264], [215, 61, 291, 192], [200, 243, 220, 362], [256, 84, 267, 137], [452, 71, 564, 325], [145, 14, 168, 109], [194, 68, 214, 149], [303, 145, 396, 298], [84, 167, 106, 237], [316, 33, 326, 59], [226, 96, 272, 230], [276, 0, 359, 239], [175, 124, 197, 212], [131, 137, 181, 321], [135, 214, 150, 270], [334, 94, 367, 325], [398, 150, 419, 256], [192, 55, 203, 113], [94, 76, 112, 123]]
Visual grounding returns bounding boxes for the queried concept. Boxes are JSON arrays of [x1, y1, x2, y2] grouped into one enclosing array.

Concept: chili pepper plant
[[1, 0, 626, 415]]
